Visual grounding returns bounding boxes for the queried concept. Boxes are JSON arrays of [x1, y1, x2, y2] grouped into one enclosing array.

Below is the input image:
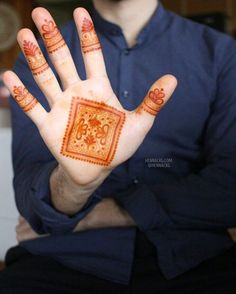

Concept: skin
[[93, 0, 158, 47], [81, 17, 101, 53], [7, 0, 236, 242], [12, 86, 37, 112], [60, 97, 126, 165], [16, 199, 135, 242], [8, 0, 176, 241], [5, 1, 176, 219], [23, 41, 49, 75]]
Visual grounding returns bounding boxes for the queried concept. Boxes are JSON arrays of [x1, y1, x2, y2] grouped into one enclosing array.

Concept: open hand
[[4, 7, 177, 186]]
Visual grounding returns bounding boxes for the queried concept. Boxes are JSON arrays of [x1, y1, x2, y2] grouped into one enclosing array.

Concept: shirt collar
[[91, 2, 172, 48]]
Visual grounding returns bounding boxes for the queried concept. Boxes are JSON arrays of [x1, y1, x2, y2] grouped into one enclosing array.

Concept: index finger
[[74, 8, 108, 79]]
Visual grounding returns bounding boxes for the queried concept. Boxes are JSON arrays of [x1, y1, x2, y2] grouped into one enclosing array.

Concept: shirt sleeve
[[116, 38, 236, 231], [11, 50, 101, 235], [114, 37, 236, 277]]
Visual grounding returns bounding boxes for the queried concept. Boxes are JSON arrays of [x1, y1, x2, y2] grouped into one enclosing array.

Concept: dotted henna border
[[32, 63, 49, 76], [83, 46, 101, 54], [47, 41, 66, 54], [23, 99, 38, 112]]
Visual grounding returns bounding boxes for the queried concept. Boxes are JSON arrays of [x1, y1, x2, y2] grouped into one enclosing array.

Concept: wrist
[[50, 165, 101, 215]]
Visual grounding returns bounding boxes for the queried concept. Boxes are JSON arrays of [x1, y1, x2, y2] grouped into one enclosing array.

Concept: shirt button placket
[[122, 90, 129, 98], [133, 177, 139, 185], [119, 48, 132, 109], [124, 48, 130, 56]]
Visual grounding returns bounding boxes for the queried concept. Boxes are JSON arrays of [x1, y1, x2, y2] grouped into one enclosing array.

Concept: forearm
[[16, 198, 136, 242], [74, 198, 136, 231]]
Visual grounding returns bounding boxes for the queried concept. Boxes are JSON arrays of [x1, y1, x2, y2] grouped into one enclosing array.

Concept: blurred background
[[0, 0, 235, 264]]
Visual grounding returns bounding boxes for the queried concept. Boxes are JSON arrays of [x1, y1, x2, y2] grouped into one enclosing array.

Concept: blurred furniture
[[188, 12, 227, 32], [228, 228, 236, 242], [0, 261, 5, 270], [0, 0, 34, 69], [35, 0, 93, 26], [162, 0, 236, 35]]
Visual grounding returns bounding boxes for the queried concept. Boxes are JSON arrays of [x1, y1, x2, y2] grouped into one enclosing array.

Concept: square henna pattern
[[61, 97, 125, 166]]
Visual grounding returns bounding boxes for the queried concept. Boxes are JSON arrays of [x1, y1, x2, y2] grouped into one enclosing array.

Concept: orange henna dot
[[61, 97, 126, 166], [141, 88, 165, 115], [42, 19, 66, 53], [13, 86, 37, 112], [81, 18, 101, 54], [23, 41, 49, 75]]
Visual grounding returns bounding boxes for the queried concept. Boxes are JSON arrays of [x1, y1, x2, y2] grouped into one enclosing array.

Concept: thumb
[[137, 74, 177, 117]]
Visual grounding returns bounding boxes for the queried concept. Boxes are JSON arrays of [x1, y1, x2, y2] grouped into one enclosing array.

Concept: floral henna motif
[[81, 18, 101, 54], [42, 19, 66, 53], [23, 41, 49, 75], [61, 97, 125, 166], [13, 86, 37, 112], [141, 88, 165, 115]]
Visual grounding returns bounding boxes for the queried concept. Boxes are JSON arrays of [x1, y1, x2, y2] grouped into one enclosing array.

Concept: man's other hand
[[16, 198, 135, 242]]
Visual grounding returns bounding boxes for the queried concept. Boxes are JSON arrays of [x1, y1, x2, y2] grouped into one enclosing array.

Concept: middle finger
[[32, 7, 80, 89]]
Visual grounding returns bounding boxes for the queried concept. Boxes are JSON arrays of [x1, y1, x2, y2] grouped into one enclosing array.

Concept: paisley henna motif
[[23, 41, 49, 75], [42, 19, 66, 53], [13, 86, 37, 112], [81, 18, 101, 54], [141, 88, 165, 115], [76, 118, 88, 140], [61, 97, 125, 166]]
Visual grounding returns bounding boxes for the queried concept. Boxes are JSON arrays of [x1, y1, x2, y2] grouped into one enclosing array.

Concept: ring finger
[[17, 28, 62, 106]]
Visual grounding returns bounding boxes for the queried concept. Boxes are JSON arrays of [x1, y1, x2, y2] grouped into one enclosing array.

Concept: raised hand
[[4, 7, 177, 187]]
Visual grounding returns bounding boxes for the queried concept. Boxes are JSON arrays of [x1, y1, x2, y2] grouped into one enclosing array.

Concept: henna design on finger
[[13, 86, 37, 112], [141, 88, 165, 115], [61, 97, 125, 166], [81, 18, 101, 54], [42, 19, 66, 53], [23, 41, 49, 75]]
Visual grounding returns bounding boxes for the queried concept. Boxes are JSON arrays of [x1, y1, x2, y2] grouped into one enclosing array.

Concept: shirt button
[[122, 90, 129, 98], [123, 49, 130, 55], [111, 28, 120, 35], [133, 178, 139, 184]]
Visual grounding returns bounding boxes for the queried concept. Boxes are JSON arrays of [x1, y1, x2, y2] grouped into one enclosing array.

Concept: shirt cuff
[[30, 161, 102, 235], [114, 183, 173, 231]]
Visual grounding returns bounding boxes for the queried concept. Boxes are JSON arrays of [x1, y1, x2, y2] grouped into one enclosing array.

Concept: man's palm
[[4, 7, 177, 185]]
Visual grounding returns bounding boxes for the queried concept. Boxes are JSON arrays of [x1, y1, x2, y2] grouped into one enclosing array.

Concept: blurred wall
[[0, 0, 34, 70], [0, 129, 17, 260]]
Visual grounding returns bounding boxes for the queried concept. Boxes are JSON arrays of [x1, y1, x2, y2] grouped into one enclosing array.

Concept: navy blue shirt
[[11, 3, 236, 284]]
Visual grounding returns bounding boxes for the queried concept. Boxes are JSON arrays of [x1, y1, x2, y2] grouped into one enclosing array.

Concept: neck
[[93, 0, 158, 47]]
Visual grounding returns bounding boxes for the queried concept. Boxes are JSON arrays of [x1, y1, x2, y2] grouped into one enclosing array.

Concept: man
[[1, 0, 236, 293]]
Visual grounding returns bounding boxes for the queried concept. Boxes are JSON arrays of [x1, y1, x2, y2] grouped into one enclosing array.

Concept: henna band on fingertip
[[141, 88, 165, 115], [13, 86, 38, 112], [42, 19, 66, 54], [81, 18, 101, 54], [23, 40, 49, 76]]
